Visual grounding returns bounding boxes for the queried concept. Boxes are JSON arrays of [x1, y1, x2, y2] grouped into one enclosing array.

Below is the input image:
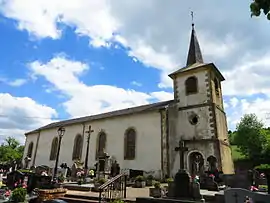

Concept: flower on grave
[[89, 169, 94, 176], [41, 171, 48, 176], [22, 182, 27, 189], [77, 171, 84, 178], [4, 189, 11, 198], [250, 185, 258, 191], [260, 173, 265, 178], [209, 174, 215, 178]]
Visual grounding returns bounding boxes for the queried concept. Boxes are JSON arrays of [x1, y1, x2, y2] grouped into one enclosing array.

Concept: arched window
[[27, 142, 34, 158], [96, 132, 107, 159], [185, 76, 198, 95], [72, 134, 83, 160], [124, 128, 136, 160], [49, 137, 58, 161]]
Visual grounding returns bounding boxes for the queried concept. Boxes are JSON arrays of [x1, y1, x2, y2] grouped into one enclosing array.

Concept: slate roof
[[186, 24, 204, 66], [25, 100, 174, 135], [169, 62, 225, 81]]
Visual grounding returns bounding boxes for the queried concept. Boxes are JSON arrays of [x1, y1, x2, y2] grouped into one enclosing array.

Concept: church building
[[23, 24, 234, 178]]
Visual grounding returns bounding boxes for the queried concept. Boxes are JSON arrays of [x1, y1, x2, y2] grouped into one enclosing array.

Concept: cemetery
[[0, 141, 270, 203]]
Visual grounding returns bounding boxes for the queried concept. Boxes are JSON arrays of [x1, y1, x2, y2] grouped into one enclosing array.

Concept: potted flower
[[11, 187, 27, 203], [58, 174, 65, 183], [77, 171, 84, 185], [149, 181, 162, 198], [134, 176, 146, 188], [146, 175, 154, 186]]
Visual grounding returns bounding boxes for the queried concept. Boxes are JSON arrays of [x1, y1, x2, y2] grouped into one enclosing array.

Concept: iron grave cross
[[84, 125, 94, 171], [175, 140, 188, 170]]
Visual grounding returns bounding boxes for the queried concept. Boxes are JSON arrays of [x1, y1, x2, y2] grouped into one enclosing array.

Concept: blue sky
[[0, 0, 270, 143]]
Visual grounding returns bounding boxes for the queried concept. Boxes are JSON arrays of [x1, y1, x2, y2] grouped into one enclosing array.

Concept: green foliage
[[153, 181, 161, 188], [255, 164, 270, 170], [11, 187, 27, 202], [166, 178, 173, 183], [0, 137, 24, 163], [146, 175, 154, 180], [97, 178, 106, 184], [230, 145, 247, 161], [234, 113, 270, 160], [110, 200, 125, 203], [250, 0, 270, 20], [135, 175, 145, 182], [228, 130, 236, 145]]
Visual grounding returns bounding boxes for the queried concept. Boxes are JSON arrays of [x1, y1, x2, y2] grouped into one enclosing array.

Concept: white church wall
[[27, 110, 162, 177], [23, 133, 38, 167], [84, 111, 162, 177], [175, 69, 209, 107], [34, 123, 85, 168]]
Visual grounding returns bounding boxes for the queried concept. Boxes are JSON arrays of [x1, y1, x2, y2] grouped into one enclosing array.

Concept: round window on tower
[[189, 114, 199, 125]]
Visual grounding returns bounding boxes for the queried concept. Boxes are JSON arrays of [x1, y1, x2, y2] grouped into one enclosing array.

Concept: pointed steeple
[[186, 23, 204, 66]]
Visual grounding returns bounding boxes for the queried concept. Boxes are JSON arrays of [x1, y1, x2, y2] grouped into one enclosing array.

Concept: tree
[[228, 130, 236, 145], [250, 0, 270, 20], [234, 113, 268, 159], [0, 137, 24, 163]]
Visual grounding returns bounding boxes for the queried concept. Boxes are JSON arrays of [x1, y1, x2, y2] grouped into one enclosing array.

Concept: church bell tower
[[167, 23, 234, 176]]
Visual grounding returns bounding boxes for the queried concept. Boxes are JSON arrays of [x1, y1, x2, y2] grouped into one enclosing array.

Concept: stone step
[[62, 194, 135, 203], [60, 197, 98, 203]]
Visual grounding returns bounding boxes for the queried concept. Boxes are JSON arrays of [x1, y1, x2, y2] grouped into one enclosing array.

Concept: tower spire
[[186, 12, 204, 66]]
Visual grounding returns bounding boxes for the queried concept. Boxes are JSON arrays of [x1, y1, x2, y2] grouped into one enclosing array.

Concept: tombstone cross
[[175, 140, 188, 170], [84, 125, 94, 173]]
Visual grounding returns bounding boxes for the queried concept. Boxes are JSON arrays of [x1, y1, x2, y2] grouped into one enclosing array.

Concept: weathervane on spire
[[191, 11, 194, 27]]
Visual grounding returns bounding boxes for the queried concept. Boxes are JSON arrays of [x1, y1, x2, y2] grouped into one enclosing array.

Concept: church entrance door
[[188, 152, 204, 177]]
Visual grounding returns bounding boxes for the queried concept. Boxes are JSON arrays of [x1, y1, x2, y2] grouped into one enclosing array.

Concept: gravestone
[[201, 176, 219, 191], [174, 169, 191, 198], [70, 163, 78, 182], [57, 168, 67, 179], [97, 150, 110, 179], [110, 160, 120, 177], [225, 188, 270, 203], [191, 182, 201, 200]]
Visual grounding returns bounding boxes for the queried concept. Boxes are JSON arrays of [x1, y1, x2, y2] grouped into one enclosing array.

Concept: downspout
[[32, 130, 41, 166]]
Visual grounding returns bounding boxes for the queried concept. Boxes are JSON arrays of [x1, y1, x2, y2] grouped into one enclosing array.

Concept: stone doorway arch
[[188, 151, 204, 176]]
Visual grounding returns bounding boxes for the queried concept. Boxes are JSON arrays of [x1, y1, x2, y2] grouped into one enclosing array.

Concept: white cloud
[[223, 52, 270, 96], [28, 55, 174, 118], [131, 81, 142, 87], [0, 93, 57, 143], [0, 77, 27, 87], [225, 96, 270, 130], [7, 79, 27, 87], [0, 0, 246, 89], [150, 91, 173, 102]]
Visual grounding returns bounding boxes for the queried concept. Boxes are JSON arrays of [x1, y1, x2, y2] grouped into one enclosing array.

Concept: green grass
[[231, 145, 247, 161]]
